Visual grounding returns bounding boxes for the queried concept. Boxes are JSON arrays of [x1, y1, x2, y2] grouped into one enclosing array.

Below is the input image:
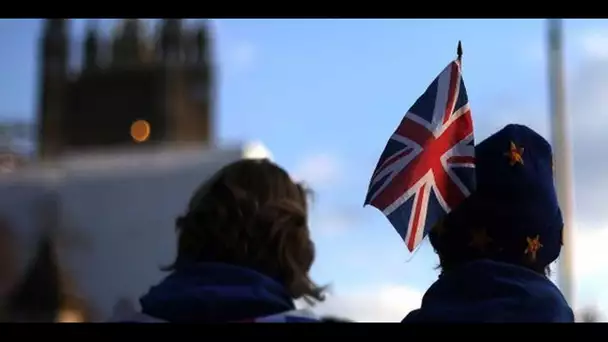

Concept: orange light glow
[[130, 120, 151, 143]]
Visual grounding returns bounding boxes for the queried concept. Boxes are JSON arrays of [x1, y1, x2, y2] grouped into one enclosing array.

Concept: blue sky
[[2, 19, 608, 320]]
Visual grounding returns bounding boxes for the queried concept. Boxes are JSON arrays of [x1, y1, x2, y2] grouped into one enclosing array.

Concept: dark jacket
[[112, 262, 320, 323], [402, 259, 574, 323]]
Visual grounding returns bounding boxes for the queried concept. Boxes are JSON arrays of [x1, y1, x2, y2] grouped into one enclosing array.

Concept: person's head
[[165, 158, 324, 303], [429, 124, 562, 276]]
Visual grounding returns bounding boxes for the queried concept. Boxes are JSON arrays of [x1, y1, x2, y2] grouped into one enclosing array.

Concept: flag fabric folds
[[364, 59, 475, 252]]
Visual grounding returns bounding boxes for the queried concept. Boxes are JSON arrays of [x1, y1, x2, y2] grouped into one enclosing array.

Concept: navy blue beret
[[430, 124, 563, 268]]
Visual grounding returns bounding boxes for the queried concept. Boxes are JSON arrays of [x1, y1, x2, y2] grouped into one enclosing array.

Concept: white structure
[[243, 141, 274, 161], [0, 142, 272, 320], [0, 121, 35, 157], [547, 19, 575, 306]]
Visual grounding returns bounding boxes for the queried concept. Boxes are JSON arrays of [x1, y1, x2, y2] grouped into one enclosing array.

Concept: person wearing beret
[[402, 124, 575, 323]]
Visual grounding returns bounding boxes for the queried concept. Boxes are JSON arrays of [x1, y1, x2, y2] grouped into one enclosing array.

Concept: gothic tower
[[37, 19, 69, 158], [37, 19, 215, 159]]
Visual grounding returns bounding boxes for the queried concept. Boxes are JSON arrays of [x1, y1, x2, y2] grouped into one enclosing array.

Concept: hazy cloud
[[225, 41, 257, 75], [562, 31, 608, 228], [520, 41, 545, 65], [311, 213, 351, 237], [303, 284, 423, 322], [572, 223, 608, 319], [579, 29, 608, 60], [573, 224, 608, 281], [292, 153, 343, 189], [310, 207, 369, 237]]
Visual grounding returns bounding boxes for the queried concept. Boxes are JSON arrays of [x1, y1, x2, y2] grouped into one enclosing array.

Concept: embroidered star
[[524, 235, 543, 261], [504, 141, 524, 166], [469, 228, 493, 252]]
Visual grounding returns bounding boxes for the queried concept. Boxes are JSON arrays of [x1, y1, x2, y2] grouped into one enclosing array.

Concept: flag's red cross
[[383, 117, 473, 249], [371, 64, 474, 249]]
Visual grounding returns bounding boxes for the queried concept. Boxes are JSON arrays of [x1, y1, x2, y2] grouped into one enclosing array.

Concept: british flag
[[364, 59, 475, 252]]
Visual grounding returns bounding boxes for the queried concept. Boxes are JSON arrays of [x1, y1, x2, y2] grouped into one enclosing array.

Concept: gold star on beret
[[504, 141, 524, 166]]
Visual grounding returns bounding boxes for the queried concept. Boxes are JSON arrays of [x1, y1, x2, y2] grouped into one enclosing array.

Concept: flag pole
[[547, 18, 575, 308], [457, 41, 463, 63]]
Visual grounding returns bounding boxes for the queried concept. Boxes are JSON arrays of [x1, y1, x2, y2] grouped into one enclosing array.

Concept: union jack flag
[[364, 59, 475, 252]]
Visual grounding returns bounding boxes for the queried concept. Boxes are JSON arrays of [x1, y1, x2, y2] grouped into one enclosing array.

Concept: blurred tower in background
[[37, 19, 215, 160], [0, 121, 34, 172], [547, 19, 575, 307]]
